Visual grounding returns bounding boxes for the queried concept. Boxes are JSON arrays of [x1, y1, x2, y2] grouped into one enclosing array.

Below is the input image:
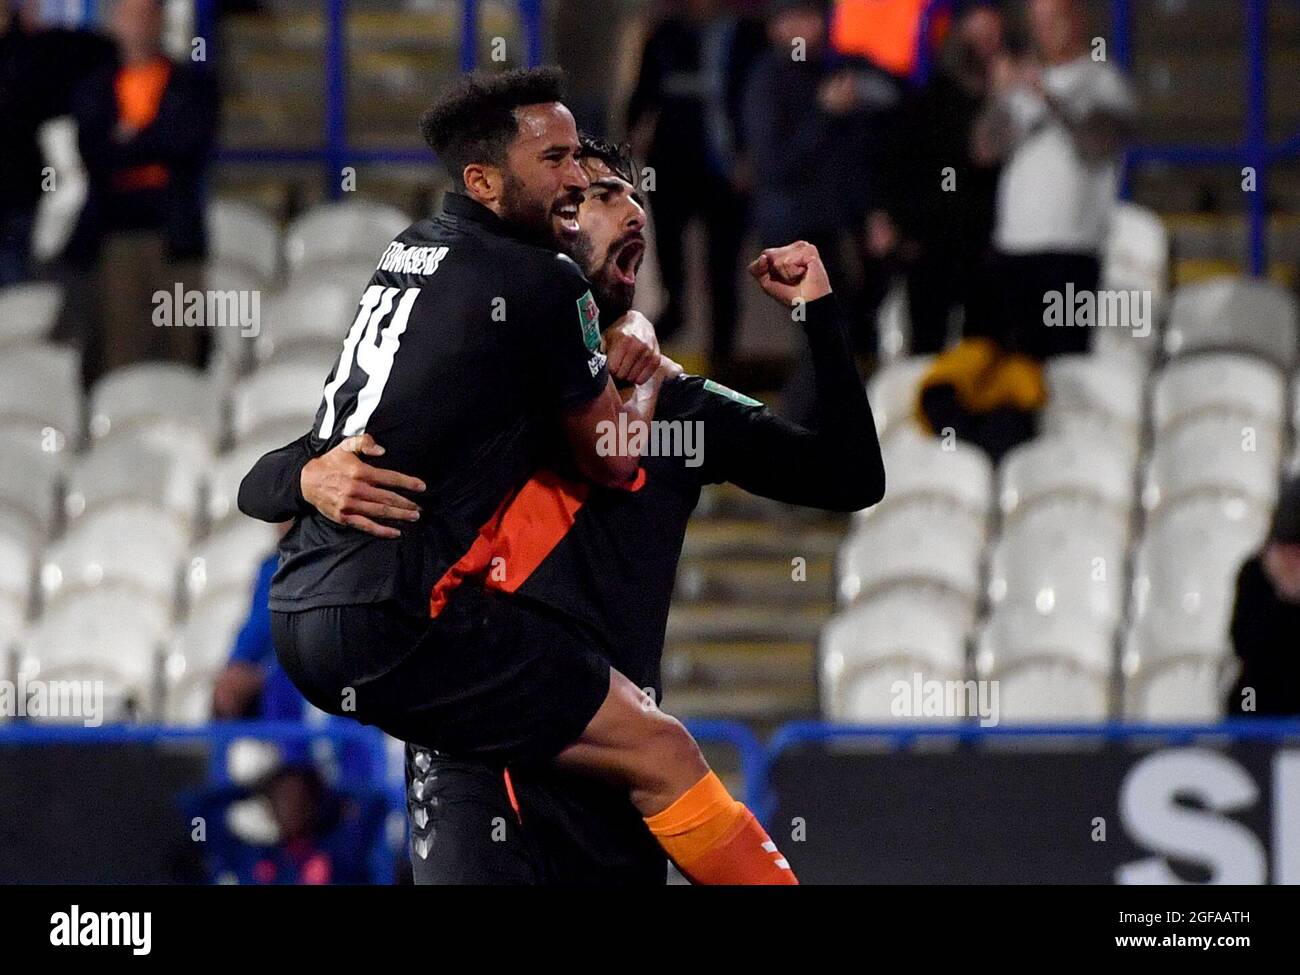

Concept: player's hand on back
[[300, 434, 426, 540], [604, 310, 662, 385], [748, 241, 833, 307]]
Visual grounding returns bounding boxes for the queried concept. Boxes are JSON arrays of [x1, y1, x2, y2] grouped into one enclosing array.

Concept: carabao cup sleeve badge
[[577, 290, 601, 352]]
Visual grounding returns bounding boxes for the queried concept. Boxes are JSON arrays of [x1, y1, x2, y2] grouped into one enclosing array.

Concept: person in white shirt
[[973, 0, 1135, 359]]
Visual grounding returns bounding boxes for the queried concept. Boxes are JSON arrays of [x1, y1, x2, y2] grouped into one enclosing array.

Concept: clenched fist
[[747, 241, 833, 307], [604, 310, 662, 385]]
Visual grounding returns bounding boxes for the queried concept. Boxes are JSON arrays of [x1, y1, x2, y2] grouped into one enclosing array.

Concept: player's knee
[[640, 708, 708, 785]]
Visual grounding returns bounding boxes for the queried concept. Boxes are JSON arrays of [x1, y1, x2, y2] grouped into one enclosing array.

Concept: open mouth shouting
[[610, 236, 646, 287]]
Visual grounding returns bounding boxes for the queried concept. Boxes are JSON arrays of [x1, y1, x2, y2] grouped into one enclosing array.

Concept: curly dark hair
[[420, 66, 568, 188], [577, 134, 636, 187]]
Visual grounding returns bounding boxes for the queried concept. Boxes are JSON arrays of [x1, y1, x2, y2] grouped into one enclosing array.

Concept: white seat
[[837, 506, 983, 621], [231, 361, 330, 444], [0, 532, 36, 640], [0, 344, 81, 447], [63, 440, 197, 535], [977, 607, 1115, 675], [987, 507, 1129, 626], [20, 590, 172, 721], [256, 276, 362, 366], [41, 511, 184, 610], [1165, 276, 1298, 369], [1102, 204, 1169, 305], [866, 356, 934, 443], [284, 200, 409, 273], [820, 590, 968, 722], [0, 282, 63, 349], [856, 430, 992, 536], [186, 520, 276, 606], [1142, 413, 1282, 512], [998, 434, 1134, 524], [1151, 353, 1285, 434], [205, 261, 264, 379], [88, 364, 220, 497], [1130, 496, 1268, 658], [0, 440, 61, 541], [1042, 353, 1146, 437], [976, 607, 1114, 722], [1122, 626, 1228, 722], [208, 199, 280, 282], [990, 668, 1110, 723], [89, 362, 220, 443]]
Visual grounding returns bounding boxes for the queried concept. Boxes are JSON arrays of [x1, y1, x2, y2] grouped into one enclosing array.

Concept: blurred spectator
[[212, 549, 309, 722], [830, 0, 950, 80], [1225, 477, 1300, 718], [63, 0, 217, 380], [875, 1, 1005, 353], [743, 0, 900, 421], [187, 754, 385, 885], [973, 0, 1134, 360], [625, 0, 766, 377], [0, 1, 115, 284]]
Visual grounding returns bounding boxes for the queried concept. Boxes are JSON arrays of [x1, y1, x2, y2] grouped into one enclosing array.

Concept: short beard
[[499, 172, 556, 248], [572, 230, 635, 321]]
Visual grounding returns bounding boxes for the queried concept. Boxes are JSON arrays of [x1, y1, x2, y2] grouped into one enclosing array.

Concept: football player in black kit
[[241, 70, 831, 883], [242, 132, 885, 883]]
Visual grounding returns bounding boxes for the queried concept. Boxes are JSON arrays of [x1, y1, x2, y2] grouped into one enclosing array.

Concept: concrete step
[[662, 683, 816, 722], [680, 520, 845, 561], [666, 604, 829, 644], [665, 638, 816, 680], [674, 556, 834, 606]]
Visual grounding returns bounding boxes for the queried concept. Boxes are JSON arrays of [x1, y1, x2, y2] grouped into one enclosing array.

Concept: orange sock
[[644, 771, 798, 885]]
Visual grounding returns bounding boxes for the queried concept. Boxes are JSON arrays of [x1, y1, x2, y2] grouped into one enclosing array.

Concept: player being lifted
[[248, 138, 885, 884], [242, 70, 879, 884]]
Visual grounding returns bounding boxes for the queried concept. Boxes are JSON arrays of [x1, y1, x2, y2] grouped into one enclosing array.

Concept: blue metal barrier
[[195, 0, 544, 199], [1109, 0, 1291, 276], [683, 718, 768, 811], [0, 717, 391, 784]]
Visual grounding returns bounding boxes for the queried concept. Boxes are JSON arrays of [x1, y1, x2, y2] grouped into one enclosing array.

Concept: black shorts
[[271, 585, 612, 767], [404, 745, 667, 886]]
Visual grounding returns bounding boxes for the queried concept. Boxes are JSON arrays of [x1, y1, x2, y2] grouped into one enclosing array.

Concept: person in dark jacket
[[742, 0, 900, 421], [873, 0, 1006, 354], [1225, 476, 1300, 718], [0, 2, 115, 284], [64, 0, 217, 379], [625, 0, 766, 377]]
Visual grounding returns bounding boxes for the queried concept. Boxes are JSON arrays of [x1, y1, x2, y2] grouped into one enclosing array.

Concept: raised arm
[[697, 242, 885, 511]]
